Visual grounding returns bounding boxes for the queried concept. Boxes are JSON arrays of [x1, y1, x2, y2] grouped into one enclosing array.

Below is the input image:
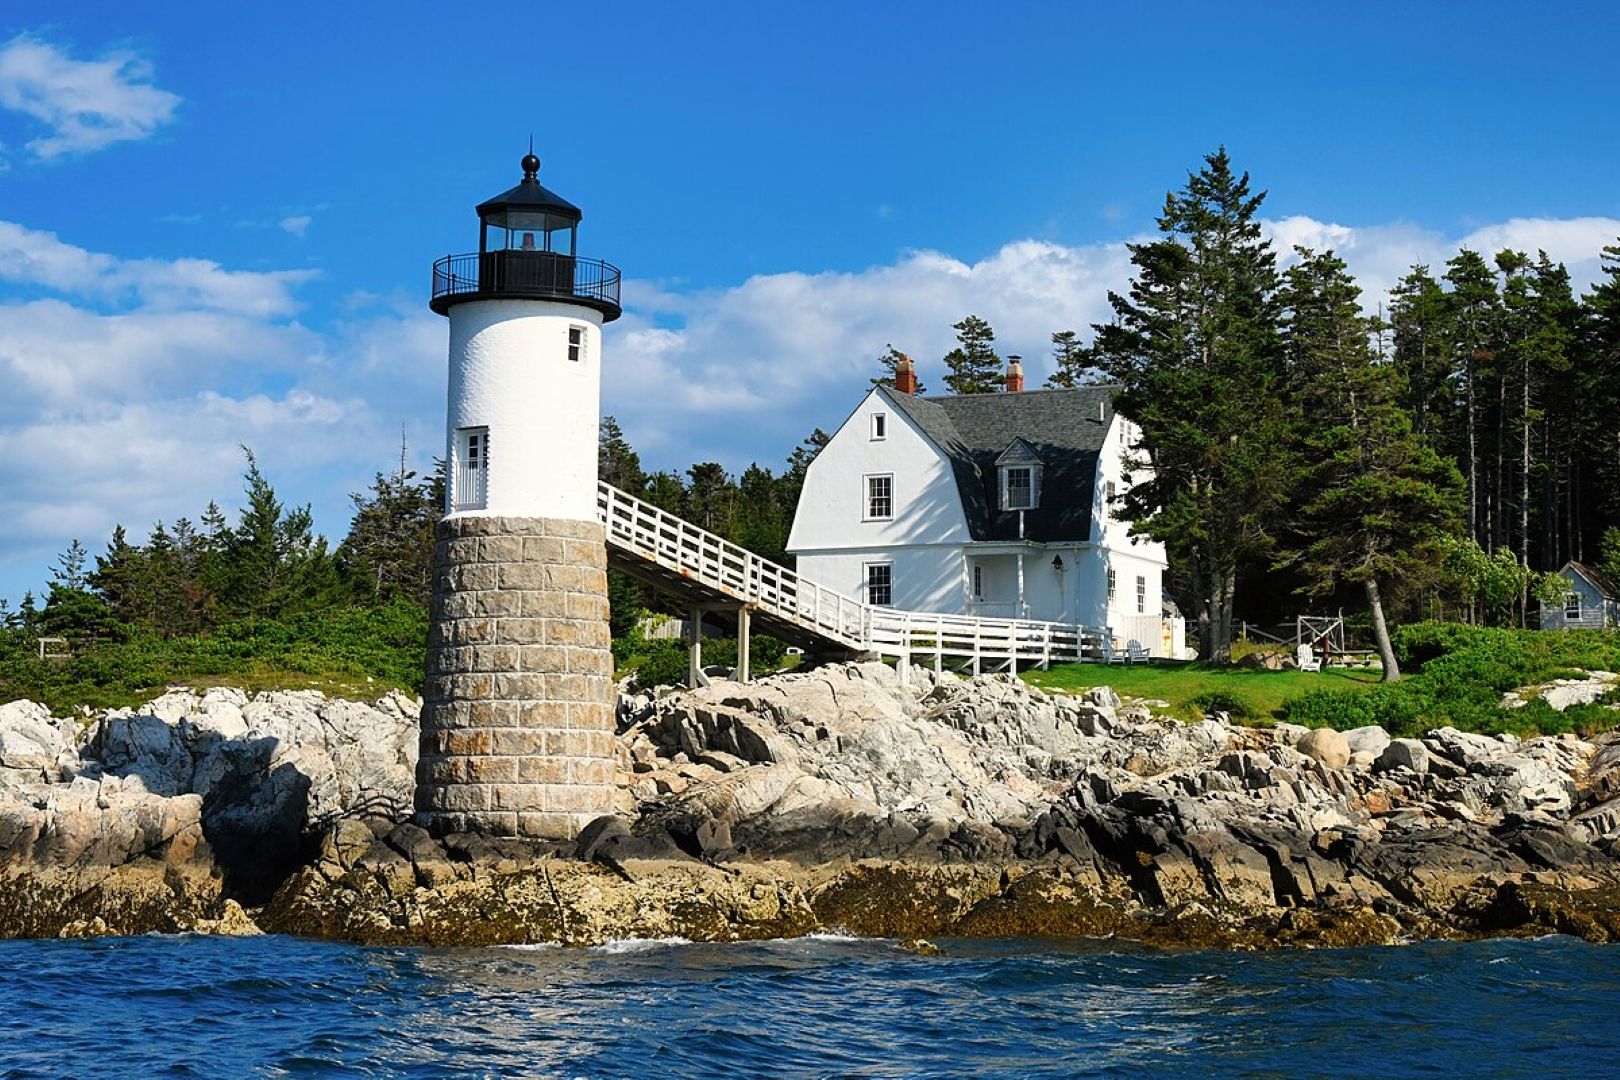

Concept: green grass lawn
[[1023, 661, 1382, 723]]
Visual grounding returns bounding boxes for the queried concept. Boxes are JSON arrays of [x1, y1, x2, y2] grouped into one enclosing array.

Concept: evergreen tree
[[40, 539, 118, 642], [1388, 266, 1454, 441], [1442, 250, 1502, 548], [598, 415, 647, 494], [941, 315, 1001, 394], [685, 462, 733, 532], [1044, 329, 1095, 388], [870, 344, 925, 393], [338, 451, 441, 606], [1093, 148, 1290, 661], [217, 449, 339, 619], [1580, 241, 1620, 548], [1280, 249, 1464, 680]]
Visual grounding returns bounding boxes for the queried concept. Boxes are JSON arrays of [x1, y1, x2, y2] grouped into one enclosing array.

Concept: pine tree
[[870, 344, 925, 393], [941, 315, 1001, 394], [598, 415, 647, 494], [41, 538, 118, 642], [685, 463, 733, 532], [1389, 266, 1454, 441], [338, 450, 441, 606], [1443, 250, 1502, 548], [1044, 330, 1094, 388], [1094, 147, 1290, 661], [1280, 249, 1464, 680], [218, 448, 338, 619]]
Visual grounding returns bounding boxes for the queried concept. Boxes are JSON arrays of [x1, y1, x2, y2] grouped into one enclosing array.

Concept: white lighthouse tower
[[416, 152, 623, 840]]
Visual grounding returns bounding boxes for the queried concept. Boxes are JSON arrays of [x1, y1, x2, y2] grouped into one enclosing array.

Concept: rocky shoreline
[[4, 663, 1620, 948]]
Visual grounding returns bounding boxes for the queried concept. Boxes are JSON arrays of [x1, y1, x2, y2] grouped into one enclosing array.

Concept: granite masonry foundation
[[415, 515, 617, 839]]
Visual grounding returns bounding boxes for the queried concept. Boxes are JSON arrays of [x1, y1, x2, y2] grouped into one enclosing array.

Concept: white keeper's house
[[787, 355, 1187, 657]]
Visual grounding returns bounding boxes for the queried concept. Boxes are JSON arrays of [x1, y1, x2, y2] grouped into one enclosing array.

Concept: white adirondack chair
[[1101, 637, 1126, 664], [1126, 639, 1150, 664], [1296, 643, 1322, 672]]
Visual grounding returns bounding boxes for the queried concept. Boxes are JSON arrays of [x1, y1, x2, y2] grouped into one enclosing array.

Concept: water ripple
[[1, 933, 1618, 1077]]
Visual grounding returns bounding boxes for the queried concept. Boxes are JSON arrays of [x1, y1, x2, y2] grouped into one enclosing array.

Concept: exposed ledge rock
[[6, 665, 1620, 947]]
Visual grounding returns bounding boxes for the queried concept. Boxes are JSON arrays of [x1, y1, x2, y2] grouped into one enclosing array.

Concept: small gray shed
[[1540, 561, 1620, 630]]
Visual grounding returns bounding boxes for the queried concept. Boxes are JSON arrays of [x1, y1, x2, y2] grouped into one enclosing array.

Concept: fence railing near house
[[597, 481, 1111, 679]]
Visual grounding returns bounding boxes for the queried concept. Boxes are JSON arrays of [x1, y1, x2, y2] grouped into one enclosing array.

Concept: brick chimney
[[894, 353, 918, 395], [1004, 355, 1024, 393]]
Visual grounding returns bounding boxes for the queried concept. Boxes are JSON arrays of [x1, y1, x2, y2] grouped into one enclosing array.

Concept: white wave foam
[[591, 936, 694, 954], [497, 942, 561, 952]]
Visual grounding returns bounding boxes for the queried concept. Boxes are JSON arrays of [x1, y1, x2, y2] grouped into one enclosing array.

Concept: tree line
[[0, 446, 442, 643]]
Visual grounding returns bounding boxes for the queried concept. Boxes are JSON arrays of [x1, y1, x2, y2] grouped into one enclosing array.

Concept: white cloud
[[0, 35, 181, 161], [279, 215, 312, 238], [0, 221, 316, 316]]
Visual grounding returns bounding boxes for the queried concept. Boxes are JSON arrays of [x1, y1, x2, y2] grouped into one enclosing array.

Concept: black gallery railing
[[431, 251, 621, 309]]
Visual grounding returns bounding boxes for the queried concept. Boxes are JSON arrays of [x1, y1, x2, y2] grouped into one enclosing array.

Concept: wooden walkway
[[596, 482, 1108, 682]]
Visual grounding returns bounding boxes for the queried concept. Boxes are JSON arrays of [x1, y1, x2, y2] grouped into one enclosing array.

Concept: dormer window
[[1004, 467, 1034, 510], [871, 412, 887, 440], [995, 438, 1043, 512]]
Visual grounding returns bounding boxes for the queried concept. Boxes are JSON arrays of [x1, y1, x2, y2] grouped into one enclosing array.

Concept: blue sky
[[1, 1, 1618, 603]]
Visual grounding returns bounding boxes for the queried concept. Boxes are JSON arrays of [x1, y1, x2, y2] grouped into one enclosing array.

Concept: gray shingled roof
[[1568, 561, 1620, 600], [879, 384, 1117, 542]]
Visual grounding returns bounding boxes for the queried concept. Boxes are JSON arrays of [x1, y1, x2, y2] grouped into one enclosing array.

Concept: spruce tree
[[941, 315, 1001, 394], [870, 344, 925, 393], [598, 415, 647, 494], [1093, 148, 1290, 661], [1280, 249, 1464, 680], [1044, 330, 1094, 388]]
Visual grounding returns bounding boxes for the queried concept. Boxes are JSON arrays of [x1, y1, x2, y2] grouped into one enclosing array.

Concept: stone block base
[[415, 515, 617, 839]]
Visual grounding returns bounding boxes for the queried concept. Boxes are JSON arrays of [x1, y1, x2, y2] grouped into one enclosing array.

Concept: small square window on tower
[[454, 426, 489, 511], [568, 325, 586, 363]]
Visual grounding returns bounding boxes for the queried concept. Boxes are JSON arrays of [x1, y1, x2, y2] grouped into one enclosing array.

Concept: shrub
[[1189, 689, 1255, 719]]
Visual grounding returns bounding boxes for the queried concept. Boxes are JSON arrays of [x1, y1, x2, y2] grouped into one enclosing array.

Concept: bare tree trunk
[[1467, 353, 1478, 543], [1210, 566, 1237, 663], [1366, 577, 1401, 683]]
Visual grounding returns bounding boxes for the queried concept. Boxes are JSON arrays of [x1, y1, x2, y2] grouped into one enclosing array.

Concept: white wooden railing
[[597, 482, 1110, 674]]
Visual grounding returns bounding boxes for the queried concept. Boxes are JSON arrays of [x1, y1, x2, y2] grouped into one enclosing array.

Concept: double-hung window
[[865, 474, 893, 520], [1004, 467, 1034, 510], [1136, 575, 1147, 615], [1107, 568, 1117, 602], [972, 563, 984, 601], [454, 427, 489, 511], [866, 562, 893, 606], [1567, 593, 1583, 620], [568, 325, 586, 363]]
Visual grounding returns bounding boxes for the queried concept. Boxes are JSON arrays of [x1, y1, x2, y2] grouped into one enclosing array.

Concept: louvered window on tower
[[454, 427, 488, 511]]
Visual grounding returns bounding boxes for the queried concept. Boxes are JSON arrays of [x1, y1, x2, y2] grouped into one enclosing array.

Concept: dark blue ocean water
[[1, 933, 1616, 1079]]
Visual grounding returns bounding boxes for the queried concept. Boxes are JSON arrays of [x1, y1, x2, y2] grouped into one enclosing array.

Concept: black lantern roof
[[475, 152, 583, 225], [430, 150, 621, 321]]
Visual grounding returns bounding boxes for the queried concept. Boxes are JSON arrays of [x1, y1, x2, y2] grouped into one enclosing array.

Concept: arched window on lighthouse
[[454, 427, 488, 511]]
